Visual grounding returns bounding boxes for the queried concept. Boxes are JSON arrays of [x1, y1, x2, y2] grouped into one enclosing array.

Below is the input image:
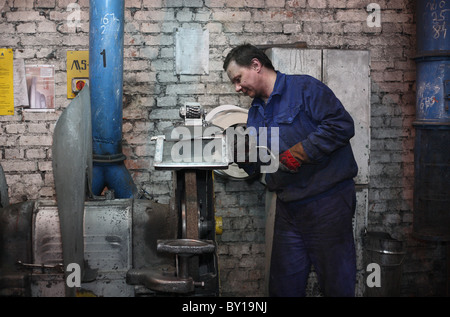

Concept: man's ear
[[250, 58, 262, 72]]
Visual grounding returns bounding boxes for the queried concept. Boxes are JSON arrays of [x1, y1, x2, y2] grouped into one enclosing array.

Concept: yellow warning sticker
[[67, 50, 89, 99]]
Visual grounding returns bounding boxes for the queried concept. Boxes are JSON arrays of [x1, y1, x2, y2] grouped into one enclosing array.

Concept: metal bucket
[[363, 232, 406, 297]]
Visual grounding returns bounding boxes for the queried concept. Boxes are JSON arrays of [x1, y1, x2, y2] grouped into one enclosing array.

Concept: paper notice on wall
[[13, 58, 29, 108], [175, 28, 209, 75], [0, 48, 14, 115], [25, 65, 55, 111]]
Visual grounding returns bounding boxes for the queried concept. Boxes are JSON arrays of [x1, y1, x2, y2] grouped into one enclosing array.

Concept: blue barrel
[[89, 0, 136, 198], [416, 0, 450, 57], [415, 0, 450, 123], [415, 57, 450, 123], [413, 0, 450, 241]]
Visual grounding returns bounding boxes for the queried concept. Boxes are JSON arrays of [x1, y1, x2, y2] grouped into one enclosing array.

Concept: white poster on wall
[[25, 65, 55, 112]]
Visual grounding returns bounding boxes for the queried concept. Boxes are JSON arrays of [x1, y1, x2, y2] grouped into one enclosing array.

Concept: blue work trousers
[[269, 182, 357, 297]]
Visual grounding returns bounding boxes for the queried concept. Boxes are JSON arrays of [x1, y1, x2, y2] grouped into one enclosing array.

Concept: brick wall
[[0, 0, 446, 296]]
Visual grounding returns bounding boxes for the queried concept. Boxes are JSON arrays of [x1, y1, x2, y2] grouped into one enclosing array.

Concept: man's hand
[[278, 142, 309, 172]]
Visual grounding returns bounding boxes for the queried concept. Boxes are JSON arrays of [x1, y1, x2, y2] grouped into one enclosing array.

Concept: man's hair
[[223, 44, 275, 71]]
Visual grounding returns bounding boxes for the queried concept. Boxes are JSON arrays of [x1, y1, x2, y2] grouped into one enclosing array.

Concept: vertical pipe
[[89, 0, 137, 198]]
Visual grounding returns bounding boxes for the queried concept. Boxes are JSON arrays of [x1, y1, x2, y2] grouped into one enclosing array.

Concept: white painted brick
[[5, 149, 25, 159], [176, 8, 193, 22], [143, 0, 163, 8], [10, 0, 34, 8], [283, 23, 302, 34], [26, 149, 47, 159], [156, 96, 177, 107], [244, 0, 265, 8], [165, 0, 183, 6], [0, 23, 15, 33], [5, 124, 26, 134], [212, 11, 252, 22], [28, 123, 49, 134], [253, 10, 294, 22], [17, 22, 36, 33], [19, 135, 53, 147], [36, 0, 56, 9], [308, 0, 327, 8], [166, 84, 206, 95], [125, 0, 142, 8], [6, 11, 45, 22], [223, 22, 243, 33], [141, 23, 161, 33], [184, 0, 203, 7], [263, 22, 283, 33], [37, 21, 57, 33], [194, 10, 211, 22], [134, 10, 175, 21], [1, 161, 37, 172], [38, 161, 53, 172], [161, 22, 180, 33], [244, 22, 263, 33], [0, 35, 20, 47], [150, 108, 181, 120], [204, 0, 226, 7]]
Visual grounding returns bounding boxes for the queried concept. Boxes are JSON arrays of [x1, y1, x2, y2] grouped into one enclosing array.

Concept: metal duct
[[89, 0, 137, 198], [413, 0, 450, 241]]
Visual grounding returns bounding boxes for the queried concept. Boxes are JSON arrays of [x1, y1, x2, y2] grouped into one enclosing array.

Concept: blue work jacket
[[244, 71, 358, 203]]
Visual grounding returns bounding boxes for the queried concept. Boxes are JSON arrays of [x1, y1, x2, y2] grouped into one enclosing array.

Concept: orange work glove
[[279, 142, 309, 172]]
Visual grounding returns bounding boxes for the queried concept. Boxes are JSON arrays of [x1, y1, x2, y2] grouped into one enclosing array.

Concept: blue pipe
[[89, 0, 137, 198]]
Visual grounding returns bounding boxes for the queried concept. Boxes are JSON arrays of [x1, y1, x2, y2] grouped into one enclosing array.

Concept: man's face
[[226, 60, 260, 99]]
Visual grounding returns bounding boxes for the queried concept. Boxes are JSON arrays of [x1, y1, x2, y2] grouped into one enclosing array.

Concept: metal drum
[[413, 0, 450, 241]]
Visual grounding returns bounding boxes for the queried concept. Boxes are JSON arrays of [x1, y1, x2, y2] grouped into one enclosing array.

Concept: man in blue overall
[[224, 44, 358, 296]]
